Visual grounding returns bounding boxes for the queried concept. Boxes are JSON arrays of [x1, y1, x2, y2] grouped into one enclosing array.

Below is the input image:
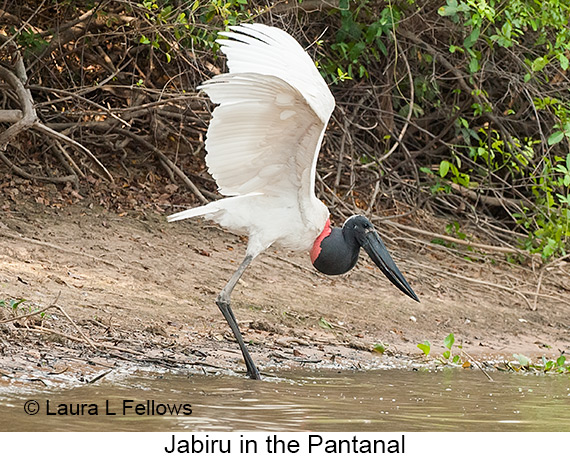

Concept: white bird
[[168, 23, 418, 380]]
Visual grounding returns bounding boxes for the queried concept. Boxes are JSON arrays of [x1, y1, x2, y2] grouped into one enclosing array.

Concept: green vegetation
[[417, 333, 466, 366], [0, 297, 47, 319], [417, 333, 568, 374], [503, 354, 569, 374], [0, 298, 27, 311], [373, 342, 388, 354], [1, 0, 569, 262]]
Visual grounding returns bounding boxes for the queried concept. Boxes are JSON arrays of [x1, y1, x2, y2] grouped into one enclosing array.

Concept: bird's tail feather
[[167, 192, 263, 223], [167, 204, 219, 222]]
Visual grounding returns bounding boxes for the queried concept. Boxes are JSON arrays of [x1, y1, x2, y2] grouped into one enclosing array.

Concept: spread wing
[[199, 24, 335, 201]]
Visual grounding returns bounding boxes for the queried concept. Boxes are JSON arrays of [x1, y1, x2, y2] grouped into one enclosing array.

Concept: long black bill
[[360, 229, 420, 302]]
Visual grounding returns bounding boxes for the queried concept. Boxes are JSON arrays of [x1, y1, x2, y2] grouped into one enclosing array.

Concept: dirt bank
[[1, 198, 569, 388]]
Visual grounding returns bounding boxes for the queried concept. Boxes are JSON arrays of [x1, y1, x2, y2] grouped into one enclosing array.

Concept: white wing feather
[[200, 73, 325, 200], [168, 24, 334, 254], [218, 23, 335, 123], [201, 24, 334, 202]]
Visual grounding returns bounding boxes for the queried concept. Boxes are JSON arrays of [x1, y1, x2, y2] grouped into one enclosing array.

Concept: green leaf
[[439, 160, 451, 178], [438, 3, 458, 17], [513, 353, 531, 367], [531, 56, 548, 72], [442, 350, 451, 359], [452, 355, 461, 364], [557, 355, 566, 367], [444, 332, 455, 349], [417, 341, 431, 356], [560, 54, 569, 71], [11, 299, 25, 310], [463, 27, 480, 48], [371, 36, 386, 56], [373, 343, 387, 354], [318, 317, 333, 329], [501, 21, 512, 39], [468, 57, 480, 73], [548, 131, 565, 145]]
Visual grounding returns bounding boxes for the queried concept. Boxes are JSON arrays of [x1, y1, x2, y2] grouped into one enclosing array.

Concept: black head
[[311, 215, 419, 302]]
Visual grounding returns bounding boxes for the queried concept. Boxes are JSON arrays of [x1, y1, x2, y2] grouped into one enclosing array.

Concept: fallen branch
[[33, 122, 114, 183], [110, 128, 209, 204], [380, 218, 528, 256], [0, 109, 23, 123], [0, 64, 37, 149], [450, 183, 522, 210]]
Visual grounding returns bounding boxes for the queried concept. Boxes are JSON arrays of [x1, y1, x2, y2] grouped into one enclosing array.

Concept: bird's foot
[[215, 294, 261, 380], [247, 366, 261, 380]]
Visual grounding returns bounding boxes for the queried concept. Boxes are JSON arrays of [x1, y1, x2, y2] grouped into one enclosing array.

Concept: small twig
[[0, 369, 14, 378], [461, 350, 494, 382], [86, 369, 114, 384], [380, 219, 528, 256], [33, 122, 114, 183], [376, 35, 414, 164], [0, 293, 97, 350], [53, 138, 86, 179], [117, 129, 209, 204], [532, 268, 544, 311], [0, 150, 77, 183], [54, 303, 97, 350], [405, 259, 553, 309], [25, 326, 143, 356]]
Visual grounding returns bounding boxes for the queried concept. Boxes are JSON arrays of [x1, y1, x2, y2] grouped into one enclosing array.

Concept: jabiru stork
[[168, 23, 419, 380]]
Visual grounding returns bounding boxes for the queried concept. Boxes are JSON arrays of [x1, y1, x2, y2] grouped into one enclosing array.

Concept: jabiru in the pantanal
[[168, 23, 419, 380]]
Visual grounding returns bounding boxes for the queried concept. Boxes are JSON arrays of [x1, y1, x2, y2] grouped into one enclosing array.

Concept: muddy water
[[1, 368, 568, 432]]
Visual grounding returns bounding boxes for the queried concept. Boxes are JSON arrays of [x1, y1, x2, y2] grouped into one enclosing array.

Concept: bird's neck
[[311, 223, 360, 276], [310, 219, 332, 264]]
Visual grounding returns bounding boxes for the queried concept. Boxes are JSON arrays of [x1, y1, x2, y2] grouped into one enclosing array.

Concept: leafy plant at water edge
[[417, 340, 431, 356], [501, 354, 569, 374], [417, 333, 465, 366]]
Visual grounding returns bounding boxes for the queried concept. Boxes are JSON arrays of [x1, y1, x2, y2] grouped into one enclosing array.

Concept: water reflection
[[1, 368, 568, 431]]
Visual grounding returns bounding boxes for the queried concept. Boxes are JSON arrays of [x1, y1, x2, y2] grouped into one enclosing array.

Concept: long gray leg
[[216, 254, 261, 380]]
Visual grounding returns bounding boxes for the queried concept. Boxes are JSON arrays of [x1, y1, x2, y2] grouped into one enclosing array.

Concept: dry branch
[[116, 128, 209, 204], [0, 64, 37, 149]]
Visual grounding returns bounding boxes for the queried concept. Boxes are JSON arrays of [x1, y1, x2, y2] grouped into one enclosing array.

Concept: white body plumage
[[168, 24, 335, 259]]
